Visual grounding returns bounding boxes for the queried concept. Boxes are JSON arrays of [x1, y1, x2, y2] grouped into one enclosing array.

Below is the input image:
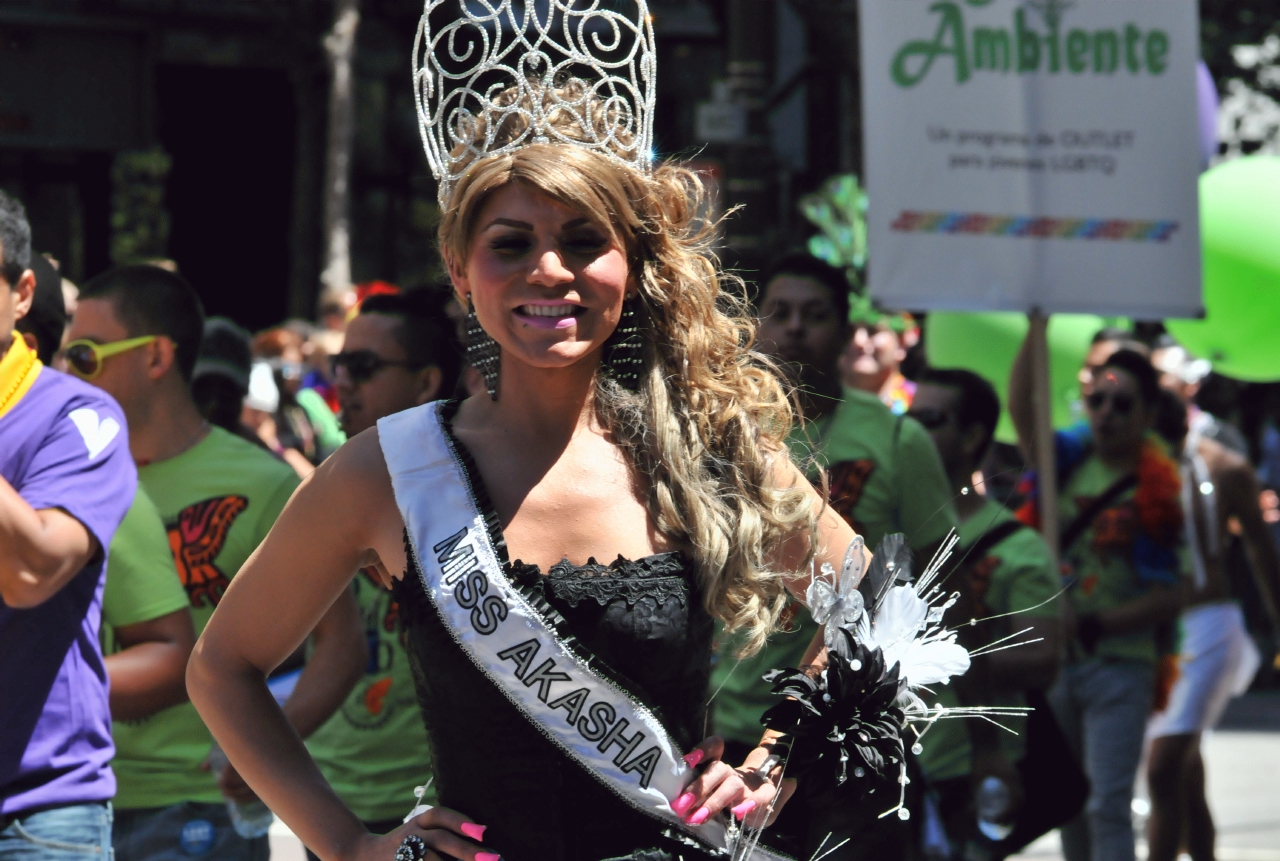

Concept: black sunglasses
[[908, 407, 951, 431], [1085, 390, 1136, 416], [330, 350, 418, 384]]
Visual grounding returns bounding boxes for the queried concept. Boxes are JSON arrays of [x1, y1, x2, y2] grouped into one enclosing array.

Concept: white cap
[[1153, 345, 1213, 386], [244, 361, 280, 413]]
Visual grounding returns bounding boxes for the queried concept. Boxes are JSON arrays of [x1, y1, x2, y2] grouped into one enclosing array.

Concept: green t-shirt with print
[[306, 570, 436, 822], [711, 388, 959, 746], [101, 486, 191, 636], [915, 499, 1061, 783], [1058, 453, 1173, 664], [112, 426, 300, 809]]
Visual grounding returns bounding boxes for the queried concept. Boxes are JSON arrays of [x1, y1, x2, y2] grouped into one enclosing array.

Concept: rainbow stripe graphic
[[890, 211, 1179, 242]]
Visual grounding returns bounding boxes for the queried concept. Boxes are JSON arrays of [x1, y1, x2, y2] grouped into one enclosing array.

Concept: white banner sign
[[859, 0, 1202, 318]]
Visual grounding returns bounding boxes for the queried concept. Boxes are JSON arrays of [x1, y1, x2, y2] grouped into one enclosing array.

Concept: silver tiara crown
[[413, 0, 656, 205]]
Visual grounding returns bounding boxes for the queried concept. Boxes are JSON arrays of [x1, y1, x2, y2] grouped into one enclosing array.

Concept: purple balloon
[[1198, 61, 1219, 171]]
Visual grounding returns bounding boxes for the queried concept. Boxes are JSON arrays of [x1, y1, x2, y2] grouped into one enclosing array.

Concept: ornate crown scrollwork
[[413, 0, 657, 205]]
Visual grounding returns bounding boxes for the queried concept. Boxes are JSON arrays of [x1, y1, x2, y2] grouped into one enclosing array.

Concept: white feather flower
[[865, 583, 970, 690]]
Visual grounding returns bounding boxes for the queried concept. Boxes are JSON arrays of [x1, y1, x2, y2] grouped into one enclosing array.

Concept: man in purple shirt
[[0, 190, 136, 857]]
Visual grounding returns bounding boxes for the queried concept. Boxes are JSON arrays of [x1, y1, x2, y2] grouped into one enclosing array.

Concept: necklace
[[0, 335, 40, 420]]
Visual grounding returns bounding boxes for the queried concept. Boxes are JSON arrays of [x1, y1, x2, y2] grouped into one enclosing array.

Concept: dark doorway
[[156, 65, 296, 333]]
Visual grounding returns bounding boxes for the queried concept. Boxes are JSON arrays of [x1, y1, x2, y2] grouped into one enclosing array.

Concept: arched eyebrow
[[481, 217, 593, 231], [483, 218, 533, 231]]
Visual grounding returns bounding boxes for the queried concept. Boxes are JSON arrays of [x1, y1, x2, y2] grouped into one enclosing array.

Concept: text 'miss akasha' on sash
[[378, 402, 792, 859]]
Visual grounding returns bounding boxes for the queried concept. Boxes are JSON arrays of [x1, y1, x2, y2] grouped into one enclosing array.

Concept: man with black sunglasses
[[330, 291, 460, 439], [1011, 337, 1184, 861], [305, 289, 458, 851], [908, 369, 1064, 861]]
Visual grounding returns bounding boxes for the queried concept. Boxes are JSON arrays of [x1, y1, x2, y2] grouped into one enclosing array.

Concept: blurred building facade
[[0, 0, 859, 330]]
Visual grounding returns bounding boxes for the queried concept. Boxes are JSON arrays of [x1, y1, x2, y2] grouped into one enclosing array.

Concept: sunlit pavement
[[267, 694, 1280, 861], [1011, 693, 1280, 861]]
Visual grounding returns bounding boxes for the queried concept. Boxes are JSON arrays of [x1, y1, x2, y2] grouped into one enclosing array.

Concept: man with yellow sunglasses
[[62, 335, 159, 381], [67, 263, 365, 861], [1, 189, 137, 857]]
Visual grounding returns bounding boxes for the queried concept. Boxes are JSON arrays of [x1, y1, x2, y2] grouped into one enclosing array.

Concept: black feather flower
[[759, 628, 905, 807]]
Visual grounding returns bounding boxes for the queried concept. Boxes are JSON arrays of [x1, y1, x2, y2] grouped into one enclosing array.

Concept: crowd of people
[[0, 95, 1274, 861], [5, 177, 1274, 859]]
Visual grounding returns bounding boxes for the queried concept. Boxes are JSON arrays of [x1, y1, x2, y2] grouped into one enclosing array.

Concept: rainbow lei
[[1015, 432, 1182, 581]]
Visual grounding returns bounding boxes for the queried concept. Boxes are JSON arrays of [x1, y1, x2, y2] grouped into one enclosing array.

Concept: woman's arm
[[187, 431, 491, 861], [681, 465, 863, 828]]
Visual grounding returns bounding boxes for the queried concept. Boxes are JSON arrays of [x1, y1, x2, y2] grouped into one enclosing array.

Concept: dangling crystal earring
[[464, 296, 501, 400], [602, 294, 645, 392]]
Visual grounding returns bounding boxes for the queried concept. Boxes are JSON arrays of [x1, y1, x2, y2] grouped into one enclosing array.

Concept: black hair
[[918, 367, 1002, 463], [79, 264, 206, 382], [14, 255, 67, 363], [193, 317, 252, 393], [359, 288, 461, 395], [1152, 388, 1189, 451], [758, 252, 851, 326], [0, 190, 32, 286], [1092, 326, 1133, 345], [1097, 348, 1160, 406]]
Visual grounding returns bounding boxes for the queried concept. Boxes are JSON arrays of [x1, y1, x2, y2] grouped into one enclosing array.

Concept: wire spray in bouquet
[[756, 533, 1036, 832]]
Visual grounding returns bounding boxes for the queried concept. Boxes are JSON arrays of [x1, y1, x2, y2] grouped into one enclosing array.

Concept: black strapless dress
[[390, 406, 719, 861]]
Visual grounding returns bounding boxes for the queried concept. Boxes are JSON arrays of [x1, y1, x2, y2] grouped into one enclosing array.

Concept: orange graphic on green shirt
[[1090, 502, 1138, 554], [364, 677, 393, 716], [166, 495, 248, 608]]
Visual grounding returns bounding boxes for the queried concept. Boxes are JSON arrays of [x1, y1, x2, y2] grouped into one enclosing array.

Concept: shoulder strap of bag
[[1059, 472, 1139, 554], [960, 518, 1028, 564]]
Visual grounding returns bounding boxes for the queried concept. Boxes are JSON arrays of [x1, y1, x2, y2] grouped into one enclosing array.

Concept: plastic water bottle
[[208, 744, 274, 838], [974, 776, 1015, 842]]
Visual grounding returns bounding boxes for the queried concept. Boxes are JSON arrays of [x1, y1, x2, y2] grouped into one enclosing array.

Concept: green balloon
[[1166, 156, 1280, 382], [927, 312, 1115, 444]]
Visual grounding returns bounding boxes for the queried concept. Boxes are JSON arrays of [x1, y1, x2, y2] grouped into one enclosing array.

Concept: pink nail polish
[[731, 800, 757, 820], [671, 792, 696, 816], [683, 749, 704, 768], [476, 854, 501, 861], [687, 807, 710, 826], [461, 823, 486, 842]]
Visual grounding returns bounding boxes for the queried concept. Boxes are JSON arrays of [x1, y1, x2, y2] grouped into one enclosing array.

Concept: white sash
[[379, 403, 789, 859]]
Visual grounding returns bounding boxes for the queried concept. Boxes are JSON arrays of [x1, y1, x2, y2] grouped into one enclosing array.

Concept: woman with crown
[[187, 2, 872, 860]]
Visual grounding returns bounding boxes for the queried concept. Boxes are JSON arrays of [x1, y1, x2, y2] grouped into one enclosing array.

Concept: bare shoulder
[[297, 428, 398, 528]]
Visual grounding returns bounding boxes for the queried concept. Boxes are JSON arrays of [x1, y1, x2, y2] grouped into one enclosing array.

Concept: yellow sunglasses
[[62, 336, 159, 380]]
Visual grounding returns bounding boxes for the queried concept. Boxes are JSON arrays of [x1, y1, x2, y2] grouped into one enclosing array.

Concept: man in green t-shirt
[[16, 266, 198, 729], [909, 369, 1063, 859], [67, 265, 366, 861], [303, 290, 459, 846], [1011, 327, 1182, 861], [711, 254, 956, 858]]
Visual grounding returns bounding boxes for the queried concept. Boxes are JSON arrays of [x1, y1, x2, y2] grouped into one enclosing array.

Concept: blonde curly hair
[[437, 91, 816, 656]]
